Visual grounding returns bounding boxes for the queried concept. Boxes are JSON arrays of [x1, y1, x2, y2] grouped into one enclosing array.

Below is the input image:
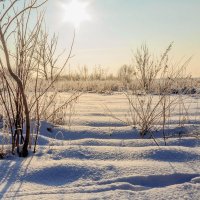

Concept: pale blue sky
[[46, 0, 200, 76]]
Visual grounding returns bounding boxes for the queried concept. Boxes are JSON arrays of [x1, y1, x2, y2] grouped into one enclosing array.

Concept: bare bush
[[107, 44, 191, 145], [127, 44, 191, 140], [0, 0, 78, 157]]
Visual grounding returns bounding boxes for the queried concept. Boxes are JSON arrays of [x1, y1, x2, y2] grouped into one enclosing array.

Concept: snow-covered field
[[1, 93, 200, 200]]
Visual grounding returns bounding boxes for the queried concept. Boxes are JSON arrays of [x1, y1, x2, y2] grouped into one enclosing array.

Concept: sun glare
[[62, 0, 90, 28]]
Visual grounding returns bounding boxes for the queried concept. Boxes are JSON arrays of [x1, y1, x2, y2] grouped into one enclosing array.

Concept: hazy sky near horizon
[[46, 0, 200, 76]]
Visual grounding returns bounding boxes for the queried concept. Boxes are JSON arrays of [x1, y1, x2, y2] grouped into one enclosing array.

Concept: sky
[[45, 0, 200, 76]]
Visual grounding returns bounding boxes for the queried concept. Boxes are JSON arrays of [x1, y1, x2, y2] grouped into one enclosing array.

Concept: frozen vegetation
[[0, 1, 199, 199]]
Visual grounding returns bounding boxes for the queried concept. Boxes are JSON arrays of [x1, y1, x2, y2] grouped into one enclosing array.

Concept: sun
[[61, 0, 91, 28]]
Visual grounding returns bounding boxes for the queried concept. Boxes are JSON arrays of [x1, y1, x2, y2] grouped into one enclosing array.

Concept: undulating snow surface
[[1, 93, 200, 200]]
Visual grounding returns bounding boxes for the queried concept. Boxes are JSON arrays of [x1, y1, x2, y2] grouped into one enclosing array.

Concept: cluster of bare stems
[[108, 43, 192, 145], [0, 0, 79, 157]]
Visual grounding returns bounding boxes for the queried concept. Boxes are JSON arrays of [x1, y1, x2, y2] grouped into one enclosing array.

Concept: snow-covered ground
[[1, 93, 200, 200]]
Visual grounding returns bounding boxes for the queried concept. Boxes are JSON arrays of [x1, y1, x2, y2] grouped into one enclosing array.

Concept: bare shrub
[[127, 44, 191, 140], [0, 0, 77, 157], [107, 44, 191, 145]]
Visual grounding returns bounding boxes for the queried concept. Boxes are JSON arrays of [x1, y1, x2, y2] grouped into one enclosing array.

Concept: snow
[[1, 93, 200, 199]]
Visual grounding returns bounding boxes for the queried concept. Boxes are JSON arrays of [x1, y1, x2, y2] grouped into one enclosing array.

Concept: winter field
[[1, 92, 200, 200]]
